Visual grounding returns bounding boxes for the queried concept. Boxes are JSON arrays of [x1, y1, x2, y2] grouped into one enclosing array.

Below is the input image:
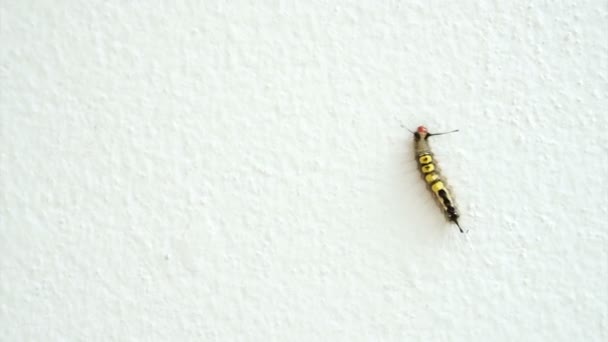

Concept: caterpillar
[[412, 125, 465, 233]]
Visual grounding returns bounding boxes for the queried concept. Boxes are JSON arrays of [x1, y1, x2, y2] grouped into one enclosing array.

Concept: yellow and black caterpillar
[[412, 125, 464, 233]]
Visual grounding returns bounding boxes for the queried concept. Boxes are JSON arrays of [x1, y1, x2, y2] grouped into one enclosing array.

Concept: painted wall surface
[[1, 1, 607, 341]]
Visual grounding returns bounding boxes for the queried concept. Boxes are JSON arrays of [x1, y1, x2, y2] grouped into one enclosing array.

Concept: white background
[[1, 1, 607, 341]]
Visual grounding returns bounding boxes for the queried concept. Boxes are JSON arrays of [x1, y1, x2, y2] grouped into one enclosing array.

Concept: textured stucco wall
[[1, 1, 607, 341]]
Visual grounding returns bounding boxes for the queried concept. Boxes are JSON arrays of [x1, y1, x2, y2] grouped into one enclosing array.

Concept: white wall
[[1, 1, 607, 341]]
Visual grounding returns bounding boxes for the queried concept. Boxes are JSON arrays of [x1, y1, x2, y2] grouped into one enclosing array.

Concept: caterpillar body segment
[[412, 125, 464, 233]]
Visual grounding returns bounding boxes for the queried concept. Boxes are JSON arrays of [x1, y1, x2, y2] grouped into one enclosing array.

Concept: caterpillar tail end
[[454, 219, 466, 234]]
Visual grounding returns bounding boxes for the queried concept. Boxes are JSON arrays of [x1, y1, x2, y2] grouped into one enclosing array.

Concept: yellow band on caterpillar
[[431, 181, 445, 193], [421, 164, 435, 173], [419, 155, 433, 164], [425, 173, 439, 183]]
